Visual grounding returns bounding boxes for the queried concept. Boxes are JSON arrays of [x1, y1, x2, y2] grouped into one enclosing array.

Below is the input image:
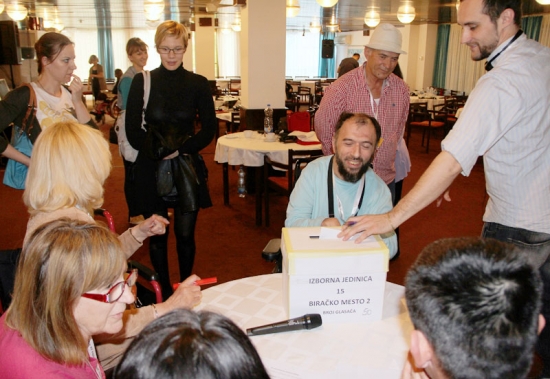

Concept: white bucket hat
[[365, 23, 407, 55]]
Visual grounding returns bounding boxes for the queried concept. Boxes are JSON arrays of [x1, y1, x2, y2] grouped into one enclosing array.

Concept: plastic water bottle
[[237, 166, 246, 198], [264, 104, 273, 134]]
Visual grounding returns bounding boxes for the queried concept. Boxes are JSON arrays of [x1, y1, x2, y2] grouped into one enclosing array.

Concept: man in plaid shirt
[[315, 23, 410, 200]]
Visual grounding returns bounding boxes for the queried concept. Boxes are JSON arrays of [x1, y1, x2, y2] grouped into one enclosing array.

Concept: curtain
[[522, 16, 542, 40], [432, 24, 450, 89], [285, 30, 321, 78], [94, 0, 113, 80], [539, 15, 550, 47], [216, 30, 241, 78], [444, 24, 485, 94], [318, 31, 335, 78]]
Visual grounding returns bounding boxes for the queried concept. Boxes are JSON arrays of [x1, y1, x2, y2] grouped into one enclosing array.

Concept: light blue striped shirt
[[442, 34, 550, 234]]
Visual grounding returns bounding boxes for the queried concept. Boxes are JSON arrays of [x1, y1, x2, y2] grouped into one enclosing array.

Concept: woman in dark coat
[[125, 20, 216, 298]]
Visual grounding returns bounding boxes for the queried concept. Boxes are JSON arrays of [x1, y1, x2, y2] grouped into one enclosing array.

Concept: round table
[[196, 273, 412, 379], [214, 132, 322, 225]]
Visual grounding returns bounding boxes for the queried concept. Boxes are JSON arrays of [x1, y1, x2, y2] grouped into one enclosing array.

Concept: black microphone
[[246, 314, 322, 336]]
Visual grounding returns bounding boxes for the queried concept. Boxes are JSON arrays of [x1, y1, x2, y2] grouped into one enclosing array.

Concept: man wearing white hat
[[315, 23, 409, 203]]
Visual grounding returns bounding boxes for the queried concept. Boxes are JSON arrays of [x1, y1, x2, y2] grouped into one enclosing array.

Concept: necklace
[[35, 79, 60, 97]]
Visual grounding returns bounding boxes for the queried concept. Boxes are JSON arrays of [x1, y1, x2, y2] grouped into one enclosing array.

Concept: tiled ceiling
[[15, 0, 550, 32]]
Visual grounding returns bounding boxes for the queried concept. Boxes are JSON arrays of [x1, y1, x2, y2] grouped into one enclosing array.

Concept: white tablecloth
[[196, 274, 412, 379], [409, 96, 445, 111], [215, 132, 321, 167], [216, 112, 240, 123]]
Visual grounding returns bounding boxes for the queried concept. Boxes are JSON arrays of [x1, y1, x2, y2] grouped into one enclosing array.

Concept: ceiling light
[[326, 23, 339, 32], [535, 0, 550, 4], [144, 0, 165, 21], [6, 3, 27, 21], [0, 1, 4, 15], [309, 21, 321, 33], [397, 3, 415, 24], [316, 0, 338, 7], [364, 9, 380, 28], [286, 0, 300, 18]]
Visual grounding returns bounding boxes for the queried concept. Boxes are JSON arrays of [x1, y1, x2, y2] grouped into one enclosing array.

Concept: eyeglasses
[[82, 269, 138, 303], [157, 46, 185, 55]]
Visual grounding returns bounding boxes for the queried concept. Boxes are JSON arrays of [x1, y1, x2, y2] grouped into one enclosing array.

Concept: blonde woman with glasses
[[125, 20, 216, 299], [22, 121, 203, 371], [0, 219, 134, 378]]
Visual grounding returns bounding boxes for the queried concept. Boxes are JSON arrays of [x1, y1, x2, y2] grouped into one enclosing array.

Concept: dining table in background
[[214, 131, 322, 226], [409, 95, 445, 111], [195, 273, 412, 379]]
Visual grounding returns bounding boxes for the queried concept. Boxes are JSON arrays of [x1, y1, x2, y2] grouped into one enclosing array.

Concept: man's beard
[[335, 153, 372, 183], [470, 32, 499, 61]]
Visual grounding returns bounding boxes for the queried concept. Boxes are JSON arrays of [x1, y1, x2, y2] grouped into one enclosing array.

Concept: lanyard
[[485, 30, 523, 71], [327, 156, 366, 221]]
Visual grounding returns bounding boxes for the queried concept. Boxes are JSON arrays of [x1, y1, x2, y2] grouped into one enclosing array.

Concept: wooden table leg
[[223, 162, 229, 206], [255, 166, 262, 226]]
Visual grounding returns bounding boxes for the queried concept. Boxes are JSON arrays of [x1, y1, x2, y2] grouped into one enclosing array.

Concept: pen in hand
[[172, 277, 218, 290]]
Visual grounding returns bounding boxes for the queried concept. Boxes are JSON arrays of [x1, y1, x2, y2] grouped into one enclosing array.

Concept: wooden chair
[[230, 111, 241, 133], [229, 79, 241, 95], [263, 149, 322, 226], [295, 86, 313, 111], [434, 96, 461, 134], [406, 102, 445, 153]]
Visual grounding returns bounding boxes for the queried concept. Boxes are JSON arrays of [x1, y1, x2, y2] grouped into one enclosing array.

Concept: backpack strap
[[141, 70, 150, 132], [21, 83, 37, 136]]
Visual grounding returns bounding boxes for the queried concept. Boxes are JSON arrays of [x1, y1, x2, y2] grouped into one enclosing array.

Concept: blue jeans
[[482, 222, 550, 374]]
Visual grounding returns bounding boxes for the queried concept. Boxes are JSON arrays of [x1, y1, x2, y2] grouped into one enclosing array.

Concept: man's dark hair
[[405, 237, 542, 379], [334, 112, 381, 145], [114, 309, 270, 379], [475, 0, 522, 25], [353, 53, 360, 58]]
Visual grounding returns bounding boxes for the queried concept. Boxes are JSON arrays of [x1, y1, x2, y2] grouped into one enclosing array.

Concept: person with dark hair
[[337, 52, 360, 78], [0, 32, 94, 174], [286, 112, 397, 259], [113, 309, 270, 379], [339, 0, 550, 374], [403, 237, 545, 379], [112, 68, 123, 95]]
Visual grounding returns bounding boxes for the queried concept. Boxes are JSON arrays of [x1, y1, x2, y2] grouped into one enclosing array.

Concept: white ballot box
[[282, 227, 389, 324]]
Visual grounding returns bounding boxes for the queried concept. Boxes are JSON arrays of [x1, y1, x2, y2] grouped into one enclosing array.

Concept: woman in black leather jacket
[[126, 21, 216, 298]]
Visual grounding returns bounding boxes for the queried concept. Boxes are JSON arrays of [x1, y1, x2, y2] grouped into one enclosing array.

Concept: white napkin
[[288, 131, 319, 142]]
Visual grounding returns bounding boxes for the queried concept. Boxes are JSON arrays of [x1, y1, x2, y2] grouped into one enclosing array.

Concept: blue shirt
[[286, 155, 397, 258]]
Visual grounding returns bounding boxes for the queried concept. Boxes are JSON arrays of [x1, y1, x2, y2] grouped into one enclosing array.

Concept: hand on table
[[337, 213, 395, 243], [157, 274, 203, 316]]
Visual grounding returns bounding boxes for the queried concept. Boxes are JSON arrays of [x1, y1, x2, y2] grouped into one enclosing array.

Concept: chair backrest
[[287, 111, 311, 132], [265, 148, 323, 194], [409, 102, 429, 121]]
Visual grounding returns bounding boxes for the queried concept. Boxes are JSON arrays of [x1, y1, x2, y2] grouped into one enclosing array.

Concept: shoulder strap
[[141, 70, 150, 131], [327, 156, 334, 218], [22, 83, 37, 136]]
